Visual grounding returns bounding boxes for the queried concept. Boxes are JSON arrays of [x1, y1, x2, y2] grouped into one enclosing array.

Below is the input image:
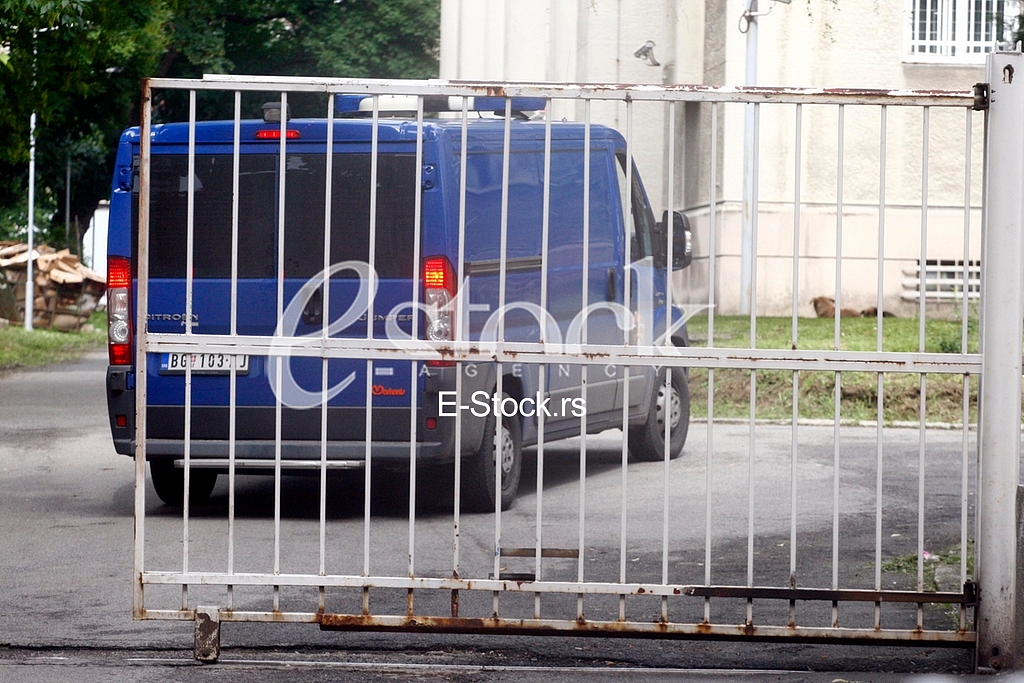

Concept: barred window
[[904, 0, 1019, 64]]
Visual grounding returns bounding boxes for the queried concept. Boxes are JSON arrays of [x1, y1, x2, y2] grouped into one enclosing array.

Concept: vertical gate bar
[[959, 106, 972, 632], [272, 357, 282, 615], [493, 347, 503, 617], [367, 94, 379, 331], [133, 79, 153, 619], [578, 99, 593, 621], [834, 104, 845, 332], [452, 363, 463, 600], [746, 102, 760, 627], [182, 88, 197, 611], [184, 90, 196, 334], [874, 104, 888, 630], [535, 98, 554, 619], [494, 97, 514, 618], [272, 91, 288, 611], [708, 103, 717, 348], [362, 94, 380, 615], [407, 95, 425, 614], [876, 105, 887, 339], [832, 103, 845, 628], [660, 99, 676, 622], [452, 97, 470, 604], [320, 91, 336, 613], [319, 354, 328, 609], [362, 354, 373, 611], [749, 102, 757, 333], [227, 89, 241, 610], [917, 106, 930, 630], [535, 361, 546, 619], [789, 102, 802, 628], [961, 107, 972, 354], [704, 101, 718, 624], [620, 98, 634, 622], [497, 101, 511, 348]]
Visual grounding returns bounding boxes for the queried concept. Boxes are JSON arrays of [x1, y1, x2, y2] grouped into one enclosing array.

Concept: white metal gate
[[125, 54, 1023, 667]]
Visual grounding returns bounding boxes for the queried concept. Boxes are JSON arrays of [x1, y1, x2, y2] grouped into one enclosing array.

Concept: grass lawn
[[0, 312, 106, 375], [684, 315, 980, 424]]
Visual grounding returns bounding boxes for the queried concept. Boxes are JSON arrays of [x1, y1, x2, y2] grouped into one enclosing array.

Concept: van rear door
[[142, 141, 420, 445]]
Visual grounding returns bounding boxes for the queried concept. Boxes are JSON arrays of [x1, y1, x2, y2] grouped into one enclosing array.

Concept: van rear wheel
[[150, 459, 217, 506], [461, 392, 522, 513], [629, 367, 690, 462]]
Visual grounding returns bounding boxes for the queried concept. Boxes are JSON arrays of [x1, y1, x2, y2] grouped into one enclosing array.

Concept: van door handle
[[302, 287, 323, 326], [606, 268, 617, 301]]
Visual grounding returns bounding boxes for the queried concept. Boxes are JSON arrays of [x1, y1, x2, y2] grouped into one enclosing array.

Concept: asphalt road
[[0, 351, 989, 681]]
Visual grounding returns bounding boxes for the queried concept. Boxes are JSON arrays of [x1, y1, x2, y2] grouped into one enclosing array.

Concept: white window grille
[[904, 0, 1020, 64], [901, 259, 980, 301]]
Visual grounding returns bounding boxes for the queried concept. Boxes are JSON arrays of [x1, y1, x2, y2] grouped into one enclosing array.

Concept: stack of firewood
[[0, 242, 105, 331]]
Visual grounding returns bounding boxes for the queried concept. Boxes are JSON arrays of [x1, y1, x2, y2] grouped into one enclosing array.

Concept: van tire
[[461, 392, 522, 512], [150, 460, 217, 506], [629, 367, 690, 462]]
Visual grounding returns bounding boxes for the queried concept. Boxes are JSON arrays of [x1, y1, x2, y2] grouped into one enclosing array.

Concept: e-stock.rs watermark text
[[439, 391, 586, 419]]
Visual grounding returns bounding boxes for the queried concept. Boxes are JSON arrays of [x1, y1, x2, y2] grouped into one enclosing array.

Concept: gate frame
[[125, 67, 1022, 666]]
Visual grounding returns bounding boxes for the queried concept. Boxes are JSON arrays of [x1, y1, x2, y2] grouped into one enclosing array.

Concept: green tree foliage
[[0, 0, 440, 249], [0, 0, 169, 247], [159, 0, 439, 80]]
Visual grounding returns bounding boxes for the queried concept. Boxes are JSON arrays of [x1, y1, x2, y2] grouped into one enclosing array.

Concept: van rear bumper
[[114, 413, 458, 466], [143, 438, 450, 464], [108, 365, 491, 466]]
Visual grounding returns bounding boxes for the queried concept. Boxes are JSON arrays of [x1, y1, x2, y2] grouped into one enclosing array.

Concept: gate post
[[978, 50, 1024, 671]]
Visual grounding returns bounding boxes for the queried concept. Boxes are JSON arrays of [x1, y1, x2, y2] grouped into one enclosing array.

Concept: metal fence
[[129, 56, 1022, 667]]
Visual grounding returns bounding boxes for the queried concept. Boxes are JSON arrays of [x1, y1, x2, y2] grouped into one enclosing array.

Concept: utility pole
[[739, 0, 758, 315], [739, 0, 790, 315], [25, 29, 37, 332]]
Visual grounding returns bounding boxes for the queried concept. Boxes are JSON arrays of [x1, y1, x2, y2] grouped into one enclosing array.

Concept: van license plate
[[159, 353, 250, 375]]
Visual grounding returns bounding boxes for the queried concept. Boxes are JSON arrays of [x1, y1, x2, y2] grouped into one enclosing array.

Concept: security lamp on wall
[[634, 40, 660, 67], [740, 0, 792, 32]]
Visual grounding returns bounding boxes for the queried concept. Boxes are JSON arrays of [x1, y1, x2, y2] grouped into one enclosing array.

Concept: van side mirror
[[658, 210, 693, 270]]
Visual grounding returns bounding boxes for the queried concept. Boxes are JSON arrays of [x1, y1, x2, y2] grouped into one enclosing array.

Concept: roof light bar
[[262, 101, 291, 123], [335, 94, 546, 114]]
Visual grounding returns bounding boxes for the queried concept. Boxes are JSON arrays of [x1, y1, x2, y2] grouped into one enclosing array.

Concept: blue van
[[105, 95, 693, 511]]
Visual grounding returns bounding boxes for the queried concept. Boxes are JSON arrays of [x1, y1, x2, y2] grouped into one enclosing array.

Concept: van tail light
[[255, 129, 301, 140], [423, 256, 456, 367], [107, 256, 132, 365]]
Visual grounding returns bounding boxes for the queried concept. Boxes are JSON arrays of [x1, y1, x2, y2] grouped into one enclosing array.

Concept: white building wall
[[440, 0, 986, 316], [439, 0, 702, 216], [714, 0, 986, 316]]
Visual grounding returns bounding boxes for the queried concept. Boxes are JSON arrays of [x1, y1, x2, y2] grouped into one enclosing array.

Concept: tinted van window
[[141, 153, 417, 280], [459, 148, 615, 268]]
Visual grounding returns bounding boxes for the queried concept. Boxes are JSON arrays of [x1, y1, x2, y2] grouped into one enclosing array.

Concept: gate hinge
[[973, 83, 990, 111]]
